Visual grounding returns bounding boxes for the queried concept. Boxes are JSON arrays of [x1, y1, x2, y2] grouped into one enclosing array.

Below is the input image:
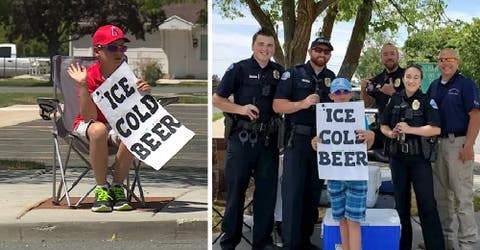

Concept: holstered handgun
[[223, 112, 237, 139], [421, 136, 438, 162]]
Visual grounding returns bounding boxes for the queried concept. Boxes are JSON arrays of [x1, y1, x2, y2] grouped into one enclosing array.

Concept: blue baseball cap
[[330, 78, 352, 93]]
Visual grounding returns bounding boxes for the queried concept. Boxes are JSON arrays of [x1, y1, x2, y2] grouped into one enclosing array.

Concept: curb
[[0, 220, 207, 242]]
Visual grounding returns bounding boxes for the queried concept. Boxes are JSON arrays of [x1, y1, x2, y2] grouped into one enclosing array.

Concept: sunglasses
[[97, 44, 128, 53], [438, 57, 457, 63], [332, 89, 351, 96], [312, 47, 331, 55]]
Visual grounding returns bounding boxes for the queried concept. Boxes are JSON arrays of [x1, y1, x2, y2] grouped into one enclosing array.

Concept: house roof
[[162, 2, 205, 24]]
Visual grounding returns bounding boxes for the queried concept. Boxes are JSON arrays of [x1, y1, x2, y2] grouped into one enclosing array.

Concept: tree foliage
[[354, 31, 398, 82], [455, 18, 480, 87], [215, 0, 446, 80], [403, 18, 480, 87]]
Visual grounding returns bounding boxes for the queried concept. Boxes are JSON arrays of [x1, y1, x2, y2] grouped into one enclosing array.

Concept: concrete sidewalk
[[0, 105, 208, 244]]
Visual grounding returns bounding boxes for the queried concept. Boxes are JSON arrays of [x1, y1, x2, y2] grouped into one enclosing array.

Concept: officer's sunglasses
[[312, 47, 331, 55], [333, 89, 351, 96], [438, 57, 457, 63], [97, 44, 128, 53]]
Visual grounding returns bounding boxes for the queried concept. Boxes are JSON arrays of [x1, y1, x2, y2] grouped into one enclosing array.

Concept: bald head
[[438, 48, 459, 81], [381, 43, 400, 72]]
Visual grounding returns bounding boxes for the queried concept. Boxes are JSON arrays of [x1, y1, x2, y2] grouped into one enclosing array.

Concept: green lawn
[[213, 112, 224, 121], [0, 78, 51, 87], [0, 93, 62, 108], [0, 159, 47, 170]]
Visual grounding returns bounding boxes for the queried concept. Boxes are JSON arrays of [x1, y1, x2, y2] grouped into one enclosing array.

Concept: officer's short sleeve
[[462, 78, 480, 112], [380, 96, 394, 126], [215, 63, 239, 98], [274, 70, 294, 99], [425, 97, 441, 127]]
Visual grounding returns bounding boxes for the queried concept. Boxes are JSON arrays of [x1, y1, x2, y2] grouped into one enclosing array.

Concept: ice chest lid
[[323, 208, 400, 226]]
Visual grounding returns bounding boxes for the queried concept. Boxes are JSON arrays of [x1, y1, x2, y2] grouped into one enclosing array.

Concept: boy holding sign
[[67, 25, 151, 212], [311, 78, 374, 250]]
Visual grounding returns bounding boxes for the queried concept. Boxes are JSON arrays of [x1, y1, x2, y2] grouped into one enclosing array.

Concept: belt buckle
[[401, 143, 409, 153]]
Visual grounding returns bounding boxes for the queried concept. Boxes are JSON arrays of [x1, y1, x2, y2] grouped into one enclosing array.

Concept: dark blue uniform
[[274, 62, 335, 249], [216, 56, 284, 250], [427, 70, 480, 135], [367, 67, 405, 152], [381, 89, 444, 250]]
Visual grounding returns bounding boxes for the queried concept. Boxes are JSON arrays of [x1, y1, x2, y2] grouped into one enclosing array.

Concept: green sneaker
[[110, 185, 133, 211], [92, 186, 113, 212]]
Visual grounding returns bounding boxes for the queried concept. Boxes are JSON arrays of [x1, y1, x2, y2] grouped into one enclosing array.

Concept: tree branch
[[386, 0, 419, 32]]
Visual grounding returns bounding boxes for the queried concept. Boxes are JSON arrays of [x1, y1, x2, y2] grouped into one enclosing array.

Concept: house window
[[200, 34, 207, 61]]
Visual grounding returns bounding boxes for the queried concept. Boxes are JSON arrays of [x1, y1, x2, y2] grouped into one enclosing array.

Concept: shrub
[[137, 59, 162, 86]]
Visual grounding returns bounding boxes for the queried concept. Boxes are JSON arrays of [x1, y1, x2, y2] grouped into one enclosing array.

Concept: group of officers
[[213, 27, 480, 250]]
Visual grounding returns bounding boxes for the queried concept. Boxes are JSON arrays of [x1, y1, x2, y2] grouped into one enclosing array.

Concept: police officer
[[361, 43, 405, 159], [273, 37, 335, 250], [213, 27, 284, 250], [380, 64, 444, 250], [427, 48, 480, 250]]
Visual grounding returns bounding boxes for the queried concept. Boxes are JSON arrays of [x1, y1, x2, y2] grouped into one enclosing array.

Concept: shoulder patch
[[226, 63, 234, 72], [281, 71, 291, 80], [429, 99, 438, 109]]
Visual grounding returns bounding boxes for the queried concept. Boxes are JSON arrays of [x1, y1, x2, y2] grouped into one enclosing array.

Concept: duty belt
[[292, 124, 316, 136], [235, 119, 269, 133], [439, 132, 466, 138], [391, 138, 421, 155]]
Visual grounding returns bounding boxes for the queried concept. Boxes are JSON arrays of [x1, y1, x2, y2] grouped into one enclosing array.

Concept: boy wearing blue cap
[[311, 78, 374, 250]]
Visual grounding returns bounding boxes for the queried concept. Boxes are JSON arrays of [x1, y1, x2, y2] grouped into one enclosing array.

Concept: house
[[70, 2, 207, 79]]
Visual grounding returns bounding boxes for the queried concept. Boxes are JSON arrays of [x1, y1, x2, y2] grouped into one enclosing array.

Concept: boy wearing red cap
[[67, 25, 151, 212]]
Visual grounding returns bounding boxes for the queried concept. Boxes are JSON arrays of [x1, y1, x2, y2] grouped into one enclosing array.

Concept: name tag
[[301, 79, 310, 83], [249, 74, 258, 79]]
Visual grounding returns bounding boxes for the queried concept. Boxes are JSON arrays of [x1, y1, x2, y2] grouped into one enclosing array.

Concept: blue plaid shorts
[[327, 180, 368, 222]]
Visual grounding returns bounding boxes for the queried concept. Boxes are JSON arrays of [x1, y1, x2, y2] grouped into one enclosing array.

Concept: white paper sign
[[92, 61, 195, 170], [316, 101, 368, 180]]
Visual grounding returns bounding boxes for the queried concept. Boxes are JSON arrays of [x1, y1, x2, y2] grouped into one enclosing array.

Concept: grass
[[0, 92, 206, 107], [158, 81, 207, 86], [474, 194, 480, 212], [0, 78, 51, 87], [0, 159, 47, 170], [176, 95, 207, 104], [213, 112, 224, 121], [0, 93, 62, 108], [212, 204, 225, 233]]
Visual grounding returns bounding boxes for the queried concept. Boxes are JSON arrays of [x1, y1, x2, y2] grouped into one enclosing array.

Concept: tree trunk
[[337, 0, 373, 80], [320, 3, 338, 39], [245, 0, 285, 65], [281, 0, 295, 66]]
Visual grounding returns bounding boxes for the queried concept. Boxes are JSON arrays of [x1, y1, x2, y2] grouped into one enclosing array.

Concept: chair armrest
[[36, 97, 59, 120], [157, 96, 179, 107]]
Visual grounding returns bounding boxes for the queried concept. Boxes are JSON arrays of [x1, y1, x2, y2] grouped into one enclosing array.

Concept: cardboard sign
[[316, 101, 368, 180], [92, 61, 195, 170]]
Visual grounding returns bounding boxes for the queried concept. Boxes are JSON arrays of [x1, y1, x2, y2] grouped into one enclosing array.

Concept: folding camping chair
[[37, 55, 178, 208]]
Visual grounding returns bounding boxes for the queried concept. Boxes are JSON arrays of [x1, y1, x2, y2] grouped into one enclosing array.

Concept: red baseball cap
[[93, 25, 130, 46]]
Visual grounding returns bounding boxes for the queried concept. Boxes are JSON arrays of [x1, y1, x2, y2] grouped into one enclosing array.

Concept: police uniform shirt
[[381, 89, 440, 141], [368, 67, 405, 114], [427, 70, 480, 134], [274, 62, 335, 126], [216, 56, 284, 122]]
